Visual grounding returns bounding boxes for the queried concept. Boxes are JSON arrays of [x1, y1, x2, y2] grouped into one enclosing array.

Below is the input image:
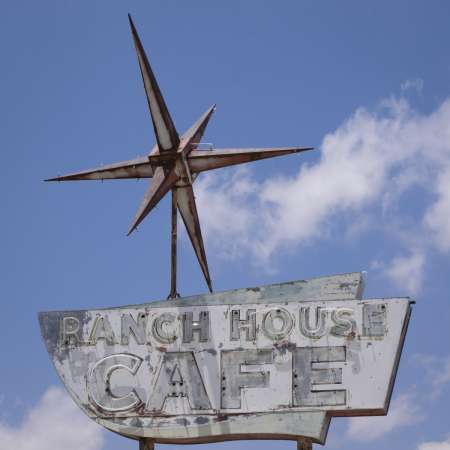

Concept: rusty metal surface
[[298, 439, 313, 450], [39, 272, 412, 445], [128, 15, 179, 153], [127, 166, 177, 236], [45, 156, 153, 181], [45, 16, 314, 295], [188, 147, 313, 173], [176, 184, 212, 292], [139, 440, 155, 450]]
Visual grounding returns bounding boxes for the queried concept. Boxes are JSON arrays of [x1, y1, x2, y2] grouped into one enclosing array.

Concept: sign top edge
[[39, 272, 368, 314]]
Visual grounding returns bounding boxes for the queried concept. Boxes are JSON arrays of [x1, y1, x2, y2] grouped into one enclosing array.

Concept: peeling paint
[[39, 273, 412, 444]]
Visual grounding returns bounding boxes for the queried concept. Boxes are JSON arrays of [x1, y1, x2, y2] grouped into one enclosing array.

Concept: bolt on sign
[[39, 273, 412, 447]]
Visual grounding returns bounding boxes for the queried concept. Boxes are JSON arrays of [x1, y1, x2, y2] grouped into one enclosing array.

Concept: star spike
[[128, 14, 179, 153], [188, 147, 313, 173], [45, 156, 153, 182], [127, 166, 179, 236], [176, 184, 212, 292]]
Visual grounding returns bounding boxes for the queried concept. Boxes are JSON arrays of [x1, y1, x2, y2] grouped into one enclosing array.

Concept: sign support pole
[[298, 439, 312, 450], [169, 188, 179, 299], [139, 439, 155, 450]]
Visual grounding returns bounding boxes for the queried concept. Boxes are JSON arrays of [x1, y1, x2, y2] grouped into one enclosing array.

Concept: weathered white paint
[[39, 272, 411, 445]]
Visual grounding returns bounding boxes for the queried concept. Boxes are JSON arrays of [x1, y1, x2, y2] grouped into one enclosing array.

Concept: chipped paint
[[39, 272, 412, 444]]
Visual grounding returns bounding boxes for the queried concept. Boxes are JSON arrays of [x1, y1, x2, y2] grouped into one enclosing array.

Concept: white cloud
[[418, 438, 450, 450], [401, 78, 424, 94], [424, 166, 450, 251], [432, 357, 450, 387], [196, 95, 450, 290], [0, 387, 104, 450], [414, 353, 450, 394], [385, 250, 425, 295], [195, 167, 259, 259], [346, 392, 422, 442]]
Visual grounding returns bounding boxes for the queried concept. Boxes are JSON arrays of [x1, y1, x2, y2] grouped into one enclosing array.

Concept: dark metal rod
[[139, 439, 155, 450], [169, 188, 178, 299], [297, 439, 312, 450]]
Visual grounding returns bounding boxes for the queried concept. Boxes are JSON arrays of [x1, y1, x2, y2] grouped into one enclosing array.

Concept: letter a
[[147, 352, 211, 412]]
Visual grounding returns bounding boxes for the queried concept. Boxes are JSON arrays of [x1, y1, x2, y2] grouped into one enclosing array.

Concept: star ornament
[[46, 15, 313, 296]]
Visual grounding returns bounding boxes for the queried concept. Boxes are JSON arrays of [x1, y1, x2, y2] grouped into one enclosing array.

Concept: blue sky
[[1, 1, 450, 450]]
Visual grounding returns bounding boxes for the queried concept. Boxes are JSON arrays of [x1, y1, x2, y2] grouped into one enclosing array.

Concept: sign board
[[39, 273, 412, 445]]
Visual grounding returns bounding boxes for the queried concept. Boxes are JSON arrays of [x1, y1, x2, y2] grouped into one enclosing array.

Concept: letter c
[[88, 353, 142, 412]]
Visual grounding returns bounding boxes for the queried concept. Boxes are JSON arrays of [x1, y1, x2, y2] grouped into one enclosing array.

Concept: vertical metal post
[[139, 439, 155, 450], [168, 188, 179, 299], [297, 439, 312, 450]]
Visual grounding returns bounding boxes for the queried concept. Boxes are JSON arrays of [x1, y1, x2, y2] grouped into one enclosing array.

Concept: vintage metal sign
[[41, 15, 413, 450], [39, 273, 412, 446]]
